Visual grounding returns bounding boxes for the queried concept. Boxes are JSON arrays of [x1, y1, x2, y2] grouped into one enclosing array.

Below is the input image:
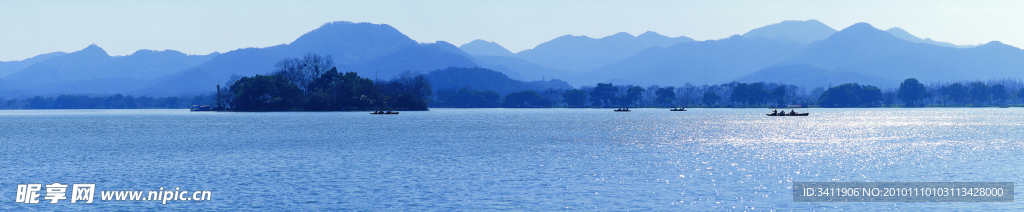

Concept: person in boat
[[772, 109, 777, 115], [790, 109, 796, 115]]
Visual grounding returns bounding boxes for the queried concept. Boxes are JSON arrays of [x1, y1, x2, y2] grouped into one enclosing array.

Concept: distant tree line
[[902, 78, 1023, 107], [433, 86, 500, 107], [429, 77, 1024, 108], [0, 94, 206, 109], [431, 81, 805, 108]]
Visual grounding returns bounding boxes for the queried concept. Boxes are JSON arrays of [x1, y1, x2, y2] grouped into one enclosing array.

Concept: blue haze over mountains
[[2, 20, 1023, 97]]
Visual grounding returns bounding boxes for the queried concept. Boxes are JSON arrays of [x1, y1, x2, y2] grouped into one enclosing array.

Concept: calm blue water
[[1, 108, 1022, 210]]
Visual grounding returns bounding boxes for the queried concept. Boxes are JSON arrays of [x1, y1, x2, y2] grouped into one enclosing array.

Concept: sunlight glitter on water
[[1, 108, 1023, 210]]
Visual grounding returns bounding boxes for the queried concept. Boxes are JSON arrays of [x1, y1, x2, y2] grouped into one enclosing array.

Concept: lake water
[[1, 108, 1022, 210]]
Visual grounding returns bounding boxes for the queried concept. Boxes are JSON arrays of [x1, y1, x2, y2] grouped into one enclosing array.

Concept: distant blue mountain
[[584, 22, 1024, 88], [885, 27, 976, 48], [340, 41, 478, 79], [458, 40, 577, 82], [2, 44, 218, 95], [426, 67, 572, 95], [470, 55, 573, 82], [459, 40, 515, 57], [776, 22, 1024, 83], [0, 52, 67, 78], [742, 20, 837, 44], [143, 21, 480, 95], [515, 31, 694, 73], [579, 35, 803, 86], [733, 64, 897, 89]]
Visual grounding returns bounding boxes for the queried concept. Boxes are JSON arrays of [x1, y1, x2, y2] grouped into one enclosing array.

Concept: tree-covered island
[[220, 53, 431, 111]]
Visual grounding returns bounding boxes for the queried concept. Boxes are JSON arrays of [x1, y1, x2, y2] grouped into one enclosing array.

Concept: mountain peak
[[428, 41, 471, 57], [742, 19, 837, 44], [292, 21, 412, 44], [976, 41, 1019, 51], [516, 29, 697, 72], [288, 21, 417, 64], [638, 31, 667, 39], [886, 27, 909, 34], [128, 49, 187, 58], [829, 22, 891, 40], [459, 39, 514, 57], [77, 44, 110, 57], [843, 22, 878, 32], [804, 19, 826, 25], [603, 32, 634, 39], [554, 34, 589, 40], [885, 27, 923, 42], [885, 27, 973, 48]]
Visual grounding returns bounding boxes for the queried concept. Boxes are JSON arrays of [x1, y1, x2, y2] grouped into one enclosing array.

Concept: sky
[[1, 0, 1023, 61]]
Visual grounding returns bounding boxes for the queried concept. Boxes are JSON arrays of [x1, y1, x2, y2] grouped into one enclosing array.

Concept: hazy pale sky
[[2, 0, 1023, 61]]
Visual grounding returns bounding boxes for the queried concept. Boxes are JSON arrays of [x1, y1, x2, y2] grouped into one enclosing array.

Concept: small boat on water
[[371, 110, 399, 115], [1000, 105, 1010, 108], [614, 108, 631, 112], [767, 108, 808, 116], [670, 107, 686, 111], [190, 105, 212, 112]]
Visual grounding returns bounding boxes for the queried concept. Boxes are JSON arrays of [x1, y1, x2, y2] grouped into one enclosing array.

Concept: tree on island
[[378, 71, 432, 111], [897, 78, 930, 107], [230, 74, 303, 111], [227, 53, 431, 111], [274, 53, 336, 97], [561, 89, 588, 107]]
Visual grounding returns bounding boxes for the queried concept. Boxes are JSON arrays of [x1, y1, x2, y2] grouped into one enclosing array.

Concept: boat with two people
[[670, 107, 686, 111], [370, 110, 397, 115], [767, 108, 808, 116], [614, 108, 631, 112]]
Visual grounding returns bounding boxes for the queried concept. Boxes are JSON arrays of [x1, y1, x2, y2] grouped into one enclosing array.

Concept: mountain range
[[0, 52, 67, 77], [1, 19, 1019, 98], [575, 22, 1024, 88], [1, 46, 218, 96]]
